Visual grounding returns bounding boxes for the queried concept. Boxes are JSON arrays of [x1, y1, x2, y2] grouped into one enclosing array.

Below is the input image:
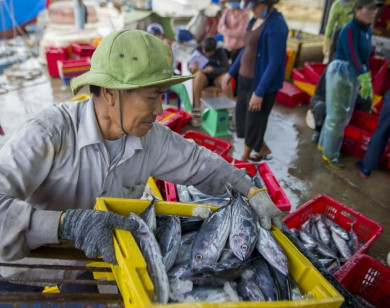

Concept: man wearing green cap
[[0, 30, 282, 287]]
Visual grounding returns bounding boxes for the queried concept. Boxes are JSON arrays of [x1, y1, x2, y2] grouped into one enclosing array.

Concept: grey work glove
[[60, 209, 139, 264], [248, 188, 283, 230]]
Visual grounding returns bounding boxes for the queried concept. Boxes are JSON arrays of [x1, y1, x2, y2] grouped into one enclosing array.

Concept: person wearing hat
[[0, 30, 283, 289], [318, 0, 383, 169], [323, 0, 355, 64], [222, 0, 288, 162]]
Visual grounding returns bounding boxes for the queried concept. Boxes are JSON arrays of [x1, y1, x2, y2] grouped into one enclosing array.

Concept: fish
[[256, 222, 289, 276], [323, 217, 349, 241], [176, 184, 192, 203], [190, 202, 232, 268], [180, 255, 255, 287], [156, 214, 182, 271], [313, 214, 331, 245], [347, 221, 360, 254], [270, 263, 292, 300], [179, 286, 230, 303], [252, 166, 266, 188], [330, 227, 352, 260], [156, 215, 204, 233], [139, 196, 157, 233], [187, 185, 229, 201], [299, 230, 338, 260], [252, 256, 279, 301], [229, 194, 258, 261], [128, 213, 169, 304], [174, 231, 197, 265], [237, 272, 266, 301], [289, 275, 302, 300]]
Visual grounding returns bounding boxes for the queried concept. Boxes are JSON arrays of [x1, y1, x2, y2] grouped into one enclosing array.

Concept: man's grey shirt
[[0, 98, 252, 263]]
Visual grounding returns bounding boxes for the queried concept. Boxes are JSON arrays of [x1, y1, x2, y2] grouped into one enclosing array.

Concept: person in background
[[356, 89, 390, 177], [0, 29, 282, 290], [217, 0, 249, 95], [222, 0, 288, 162], [147, 23, 193, 112], [323, 0, 355, 64], [318, 0, 383, 169], [189, 36, 232, 127]]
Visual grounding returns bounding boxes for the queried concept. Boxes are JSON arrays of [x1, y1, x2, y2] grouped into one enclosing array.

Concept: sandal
[[249, 153, 273, 162]]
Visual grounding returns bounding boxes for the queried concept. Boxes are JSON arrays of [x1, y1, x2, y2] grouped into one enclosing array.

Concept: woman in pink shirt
[[218, 1, 249, 63]]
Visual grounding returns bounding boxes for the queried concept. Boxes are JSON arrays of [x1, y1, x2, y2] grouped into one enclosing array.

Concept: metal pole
[[73, 0, 85, 30]]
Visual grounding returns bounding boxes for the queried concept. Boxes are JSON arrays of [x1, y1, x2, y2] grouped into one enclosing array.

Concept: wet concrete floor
[[0, 67, 388, 263]]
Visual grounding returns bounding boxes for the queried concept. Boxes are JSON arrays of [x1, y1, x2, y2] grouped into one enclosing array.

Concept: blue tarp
[[0, 0, 46, 31]]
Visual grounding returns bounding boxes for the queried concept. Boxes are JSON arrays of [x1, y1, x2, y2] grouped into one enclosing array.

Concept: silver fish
[[129, 213, 169, 304], [156, 215, 182, 271], [190, 202, 232, 268], [140, 197, 157, 234], [180, 286, 230, 303], [347, 221, 360, 254], [313, 214, 331, 245], [176, 184, 192, 203], [323, 217, 349, 241], [331, 227, 352, 260], [252, 166, 266, 188], [289, 275, 303, 300], [229, 194, 258, 261], [187, 185, 229, 201], [299, 230, 338, 260], [253, 257, 279, 301], [237, 271, 266, 301], [270, 263, 291, 300], [256, 222, 289, 276], [174, 231, 197, 265]]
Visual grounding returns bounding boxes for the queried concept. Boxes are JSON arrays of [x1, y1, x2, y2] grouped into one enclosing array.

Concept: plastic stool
[[164, 91, 181, 109], [200, 96, 236, 137], [201, 108, 230, 137]]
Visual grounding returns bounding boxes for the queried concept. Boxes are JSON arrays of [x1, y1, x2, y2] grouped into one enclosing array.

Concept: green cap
[[70, 29, 193, 95]]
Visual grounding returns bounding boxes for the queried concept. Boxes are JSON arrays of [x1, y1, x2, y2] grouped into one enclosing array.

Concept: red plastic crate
[[165, 160, 291, 211], [276, 81, 310, 108], [292, 67, 315, 84], [164, 108, 192, 126], [342, 124, 372, 159], [349, 110, 379, 133], [71, 42, 96, 58], [283, 194, 384, 275], [182, 130, 232, 156], [45, 46, 69, 77], [304, 62, 327, 84], [334, 254, 390, 308], [157, 110, 183, 134]]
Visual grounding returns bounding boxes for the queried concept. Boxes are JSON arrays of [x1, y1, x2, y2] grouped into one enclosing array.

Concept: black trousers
[[236, 74, 277, 152]]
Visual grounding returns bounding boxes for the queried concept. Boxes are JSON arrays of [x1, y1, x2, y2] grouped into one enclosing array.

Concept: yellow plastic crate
[[293, 80, 316, 97], [94, 198, 344, 308]]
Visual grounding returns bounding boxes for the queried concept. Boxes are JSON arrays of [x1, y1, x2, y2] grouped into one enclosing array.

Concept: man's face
[[202, 47, 216, 58], [118, 87, 166, 137]]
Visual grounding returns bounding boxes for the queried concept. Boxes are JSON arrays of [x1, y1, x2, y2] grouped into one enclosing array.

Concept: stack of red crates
[[45, 42, 97, 83], [342, 109, 390, 167]]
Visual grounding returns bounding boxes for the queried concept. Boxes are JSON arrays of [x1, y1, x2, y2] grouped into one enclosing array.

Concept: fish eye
[[195, 254, 203, 261], [241, 244, 248, 251]]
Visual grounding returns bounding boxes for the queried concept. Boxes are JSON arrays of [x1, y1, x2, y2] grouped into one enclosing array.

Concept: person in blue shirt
[[318, 0, 383, 169], [356, 90, 390, 177], [222, 0, 288, 162]]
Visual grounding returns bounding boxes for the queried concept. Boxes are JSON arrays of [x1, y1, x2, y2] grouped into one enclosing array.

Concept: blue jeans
[[362, 90, 390, 171]]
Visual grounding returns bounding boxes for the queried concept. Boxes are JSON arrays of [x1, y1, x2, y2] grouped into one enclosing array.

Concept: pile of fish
[[289, 214, 361, 274], [128, 190, 311, 304]]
